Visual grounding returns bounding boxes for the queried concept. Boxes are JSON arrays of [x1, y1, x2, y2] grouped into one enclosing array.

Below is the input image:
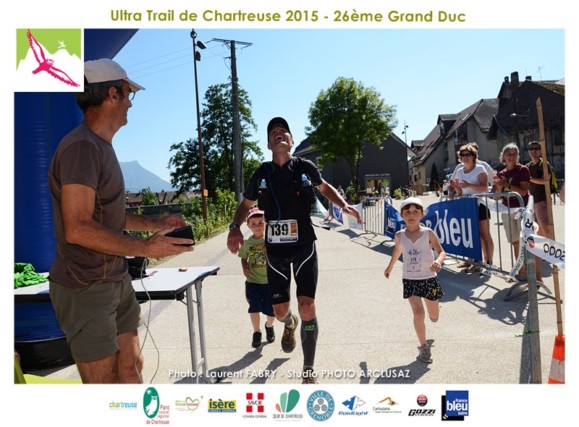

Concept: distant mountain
[[120, 161, 174, 192]]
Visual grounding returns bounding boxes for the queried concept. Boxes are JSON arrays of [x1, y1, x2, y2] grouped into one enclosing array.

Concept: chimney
[[510, 72, 519, 90], [525, 75, 532, 81]]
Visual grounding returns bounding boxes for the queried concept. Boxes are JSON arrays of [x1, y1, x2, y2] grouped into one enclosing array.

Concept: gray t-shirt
[[48, 124, 127, 288]]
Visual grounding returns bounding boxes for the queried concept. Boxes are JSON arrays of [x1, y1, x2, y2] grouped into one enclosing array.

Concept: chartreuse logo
[[143, 387, 160, 419]]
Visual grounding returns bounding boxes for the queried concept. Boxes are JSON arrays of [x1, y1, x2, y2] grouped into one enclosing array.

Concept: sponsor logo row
[[116, 387, 469, 423]]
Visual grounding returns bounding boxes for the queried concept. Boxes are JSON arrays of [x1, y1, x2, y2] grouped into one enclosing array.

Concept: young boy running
[[384, 197, 446, 363], [238, 208, 276, 348]]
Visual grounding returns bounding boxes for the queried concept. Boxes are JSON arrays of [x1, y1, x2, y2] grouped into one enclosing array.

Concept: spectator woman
[[492, 143, 531, 281], [449, 143, 494, 274]]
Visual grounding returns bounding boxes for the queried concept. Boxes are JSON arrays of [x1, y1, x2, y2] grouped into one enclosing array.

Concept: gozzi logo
[[15, 28, 82, 92], [307, 390, 335, 422], [408, 394, 435, 417], [441, 390, 469, 421], [143, 387, 160, 419]]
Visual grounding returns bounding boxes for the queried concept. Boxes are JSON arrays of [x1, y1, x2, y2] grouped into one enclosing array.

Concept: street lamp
[[402, 121, 411, 184], [191, 29, 208, 226], [402, 121, 409, 145]]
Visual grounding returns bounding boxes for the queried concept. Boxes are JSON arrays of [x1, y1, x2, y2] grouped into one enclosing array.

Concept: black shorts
[[403, 277, 444, 301], [478, 203, 490, 221], [266, 243, 318, 304]]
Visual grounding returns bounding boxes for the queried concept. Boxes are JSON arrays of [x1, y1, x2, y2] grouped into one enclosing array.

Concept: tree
[[306, 77, 396, 197], [141, 187, 158, 205], [168, 82, 262, 195]]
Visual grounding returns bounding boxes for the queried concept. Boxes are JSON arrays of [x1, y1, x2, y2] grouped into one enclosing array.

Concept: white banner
[[525, 234, 565, 269], [510, 202, 565, 276], [347, 203, 364, 230], [479, 196, 524, 216], [312, 198, 328, 218], [510, 205, 537, 278]]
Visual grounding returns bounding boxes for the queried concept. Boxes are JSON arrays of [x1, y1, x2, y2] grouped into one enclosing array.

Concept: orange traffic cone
[[548, 335, 565, 384]]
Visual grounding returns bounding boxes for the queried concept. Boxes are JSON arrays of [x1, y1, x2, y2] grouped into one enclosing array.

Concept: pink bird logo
[[26, 29, 80, 87]]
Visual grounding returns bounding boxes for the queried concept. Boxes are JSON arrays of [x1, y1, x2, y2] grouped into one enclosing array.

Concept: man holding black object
[[227, 117, 362, 384], [526, 140, 553, 284], [48, 59, 193, 384]]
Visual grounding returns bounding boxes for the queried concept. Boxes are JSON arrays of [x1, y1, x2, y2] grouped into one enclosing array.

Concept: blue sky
[[112, 29, 564, 183]]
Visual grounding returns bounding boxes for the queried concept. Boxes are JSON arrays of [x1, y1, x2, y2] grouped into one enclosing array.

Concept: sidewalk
[[43, 193, 565, 384]]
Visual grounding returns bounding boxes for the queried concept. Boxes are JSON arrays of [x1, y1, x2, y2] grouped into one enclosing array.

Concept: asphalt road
[[36, 192, 565, 385]]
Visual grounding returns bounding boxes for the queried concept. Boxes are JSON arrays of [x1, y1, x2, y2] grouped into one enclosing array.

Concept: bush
[[181, 188, 237, 242], [345, 185, 358, 203], [127, 188, 238, 245], [393, 187, 404, 200]]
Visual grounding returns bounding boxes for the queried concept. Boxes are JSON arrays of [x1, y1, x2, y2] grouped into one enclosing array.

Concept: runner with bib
[[227, 117, 362, 384]]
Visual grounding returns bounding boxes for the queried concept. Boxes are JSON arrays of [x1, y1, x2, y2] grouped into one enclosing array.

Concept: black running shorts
[[266, 243, 318, 304]]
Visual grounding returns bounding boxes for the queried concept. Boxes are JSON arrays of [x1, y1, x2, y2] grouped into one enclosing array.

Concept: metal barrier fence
[[361, 196, 390, 236]]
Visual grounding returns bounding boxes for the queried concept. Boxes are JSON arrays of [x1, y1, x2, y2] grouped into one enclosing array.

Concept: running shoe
[[466, 265, 482, 274], [417, 344, 433, 364], [302, 367, 319, 384], [265, 322, 275, 343], [281, 314, 298, 353], [251, 331, 262, 349]]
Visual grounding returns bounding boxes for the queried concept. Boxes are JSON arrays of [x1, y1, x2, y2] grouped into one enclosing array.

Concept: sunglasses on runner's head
[[459, 152, 473, 157]]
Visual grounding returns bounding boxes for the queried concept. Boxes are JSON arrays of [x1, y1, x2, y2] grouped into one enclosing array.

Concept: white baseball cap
[[400, 197, 424, 210], [246, 207, 265, 222], [84, 58, 145, 92]]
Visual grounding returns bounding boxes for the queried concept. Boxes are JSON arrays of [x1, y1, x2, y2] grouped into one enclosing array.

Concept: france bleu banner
[[384, 203, 405, 239], [332, 204, 344, 224], [422, 198, 482, 260]]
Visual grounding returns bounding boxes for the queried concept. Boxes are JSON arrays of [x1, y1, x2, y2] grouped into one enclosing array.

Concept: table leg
[[195, 280, 212, 383], [185, 286, 199, 384]]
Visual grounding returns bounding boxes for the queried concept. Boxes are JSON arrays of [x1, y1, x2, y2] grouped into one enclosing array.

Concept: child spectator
[[238, 208, 276, 348], [384, 197, 446, 363]]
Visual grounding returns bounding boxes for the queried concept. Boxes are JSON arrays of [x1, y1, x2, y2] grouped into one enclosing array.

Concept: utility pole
[[211, 37, 252, 201], [231, 41, 242, 200], [190, 29, 208, 227]]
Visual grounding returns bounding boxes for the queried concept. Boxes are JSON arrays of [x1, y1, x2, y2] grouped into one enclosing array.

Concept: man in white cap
[[227, 116, 362, 384], [48, 59, 194, 383]]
